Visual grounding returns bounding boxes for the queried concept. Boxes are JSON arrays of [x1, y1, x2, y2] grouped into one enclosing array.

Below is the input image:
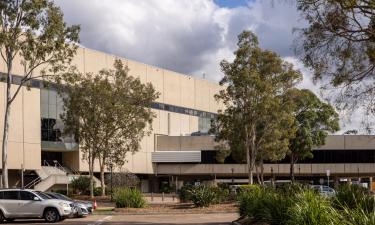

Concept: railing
[[24, 176, 41, 189], [43, 160, 68, 174]]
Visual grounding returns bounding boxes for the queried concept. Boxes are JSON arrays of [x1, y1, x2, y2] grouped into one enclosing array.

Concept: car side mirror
[[33, 197, 40, 201]]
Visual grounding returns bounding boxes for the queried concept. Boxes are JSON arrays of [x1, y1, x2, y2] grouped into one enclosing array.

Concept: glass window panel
[[41, 103, 49, 118], [41, 89, 49, 105], [3, 191, 19, 200], [20, 191, 36, 200], [48, 104, 57, 119], [48, 89, 57, 105]]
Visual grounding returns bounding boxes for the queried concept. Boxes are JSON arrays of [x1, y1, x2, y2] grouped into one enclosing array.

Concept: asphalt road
[[4, 213, 238, 225]]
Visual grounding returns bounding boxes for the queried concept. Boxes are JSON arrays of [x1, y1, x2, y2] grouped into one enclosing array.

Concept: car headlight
[[59, 202, 70, 208]]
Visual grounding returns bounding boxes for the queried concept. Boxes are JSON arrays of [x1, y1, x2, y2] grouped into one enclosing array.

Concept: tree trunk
[[2, 60, 12, 188], [88, 150, 94, 199], [99, 161, 106, 196], [290, 154, 295, 182], [246, 147, 253, 184], [260, 160, 264, 185], [255, 165, 260, 184]]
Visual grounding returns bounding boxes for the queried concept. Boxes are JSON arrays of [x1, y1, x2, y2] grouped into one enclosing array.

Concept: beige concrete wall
[[157, 163, 375, 176], [0, 45, 221, 174], [156, 136, 216, 151], [0, 82, 41, 170]]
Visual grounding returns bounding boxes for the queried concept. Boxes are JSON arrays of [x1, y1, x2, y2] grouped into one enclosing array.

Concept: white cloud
[[55, 0, 366, 132], [55, 0, 300, 81]]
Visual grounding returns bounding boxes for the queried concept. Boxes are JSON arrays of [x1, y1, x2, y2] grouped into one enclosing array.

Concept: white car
[[0, 189, 73, 223], [311, 185, 337, 198]]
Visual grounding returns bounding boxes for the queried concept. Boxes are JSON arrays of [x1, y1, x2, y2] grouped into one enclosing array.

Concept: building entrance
[[41, 151, 63, 166]]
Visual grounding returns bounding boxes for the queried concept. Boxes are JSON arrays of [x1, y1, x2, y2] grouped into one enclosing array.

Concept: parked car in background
[[311, 185, 337, 197], [0, 189, 73, 223], [44, 192, 93, 217]]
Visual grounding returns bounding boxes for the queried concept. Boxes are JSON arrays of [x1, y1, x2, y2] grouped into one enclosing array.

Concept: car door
[[18, 191, 44, 217], [1, 191, 21, 217]]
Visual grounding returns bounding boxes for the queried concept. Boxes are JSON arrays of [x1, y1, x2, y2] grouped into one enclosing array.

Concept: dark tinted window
[[20, 191, 36, 200], [3, 191, 19, 200]]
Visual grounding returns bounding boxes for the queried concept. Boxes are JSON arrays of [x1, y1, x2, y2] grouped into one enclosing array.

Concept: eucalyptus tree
[[61, 60, 159, 198], [0, 0, 79, 187], [213, 31, 301, 184], [296, 0, 375, 121], [284, 88, 339, 181]]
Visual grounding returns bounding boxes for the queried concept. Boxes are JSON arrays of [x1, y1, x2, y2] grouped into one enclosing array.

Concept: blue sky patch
[[214, 0, 250, 8]]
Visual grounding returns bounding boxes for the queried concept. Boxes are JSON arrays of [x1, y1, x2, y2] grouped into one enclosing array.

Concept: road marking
[[88, 216, 113, 225]]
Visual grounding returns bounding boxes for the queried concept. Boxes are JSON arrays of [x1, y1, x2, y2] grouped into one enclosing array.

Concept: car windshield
[[35, 191, 52, 200], [53, 193, 72, 202]]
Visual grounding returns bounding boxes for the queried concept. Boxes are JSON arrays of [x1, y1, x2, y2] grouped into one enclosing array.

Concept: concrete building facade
[[0, 47, 374, 192]]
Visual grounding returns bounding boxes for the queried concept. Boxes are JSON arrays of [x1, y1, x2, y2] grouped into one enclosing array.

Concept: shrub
[[211, 186, 230, 203], [94, 187, 102, 196], [341, 205, 375, 225], [114, 187, 146, 208], [187, 185, 217, 207], [71, 176, 91, 195], [287, 190, 341, 225], [178, 184, 194, 202], [238, 186, 294, 225], [334, 184, 374, 212]]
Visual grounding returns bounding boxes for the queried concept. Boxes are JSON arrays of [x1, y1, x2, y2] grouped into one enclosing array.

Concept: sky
[[54, 0, 363, 133]]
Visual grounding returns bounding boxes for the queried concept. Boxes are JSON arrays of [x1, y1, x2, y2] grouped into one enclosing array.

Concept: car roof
[[0, 188, 35, 191]]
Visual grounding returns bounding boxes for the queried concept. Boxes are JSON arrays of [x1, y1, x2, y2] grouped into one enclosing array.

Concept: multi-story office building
[[0, 47, 374, 192]]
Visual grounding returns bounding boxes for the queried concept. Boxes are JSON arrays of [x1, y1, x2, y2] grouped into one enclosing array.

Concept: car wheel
[[0, 211, 4, 223], [44, 208, 60, 223]]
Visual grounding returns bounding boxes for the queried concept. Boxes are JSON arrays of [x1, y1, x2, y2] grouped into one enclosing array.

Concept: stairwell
[[26, 164, 102, 191]]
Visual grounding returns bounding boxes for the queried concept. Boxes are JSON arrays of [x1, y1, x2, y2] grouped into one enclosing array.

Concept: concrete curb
[[94, 211, 238, 216]]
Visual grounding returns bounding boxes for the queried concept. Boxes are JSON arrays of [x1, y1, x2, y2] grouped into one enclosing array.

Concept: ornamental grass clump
[[114, 187, 146, 208], [187, 185, 217, 207], [287, 190, 341, 225], [238, 185, 294, 225]]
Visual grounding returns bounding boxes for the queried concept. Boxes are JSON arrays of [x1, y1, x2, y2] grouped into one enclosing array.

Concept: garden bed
[[113, 202, 237, 214]]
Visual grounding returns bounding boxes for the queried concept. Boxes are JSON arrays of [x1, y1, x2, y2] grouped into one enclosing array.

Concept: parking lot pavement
[[4, 213, 238, 225]]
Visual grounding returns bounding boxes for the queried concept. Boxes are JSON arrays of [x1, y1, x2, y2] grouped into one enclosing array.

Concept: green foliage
[[71, 176, 91, 195], [237, 184, 375, 225], [211, 186, 230, 203], [212, 31, 302, 184], [238, 185, 294, 225], [187, 185, 217, 207], [61, 59, 159, 197], [334, 184, 374, 211], [285, 89, 339, 180], [114, 188, 146, 208], [178, 184, 194, 202], [287, 190, 340, 225], [94, 187, 108, 196], [340, 206, 375, 225], [296, 1, 375, 117], [0, 0, 79, 188]]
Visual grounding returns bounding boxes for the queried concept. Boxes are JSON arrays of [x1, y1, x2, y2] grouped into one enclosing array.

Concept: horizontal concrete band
[[156, 163, 375, 176]]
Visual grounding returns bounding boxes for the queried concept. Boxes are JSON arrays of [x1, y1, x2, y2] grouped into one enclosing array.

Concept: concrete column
[[370, 177, 373, 191]]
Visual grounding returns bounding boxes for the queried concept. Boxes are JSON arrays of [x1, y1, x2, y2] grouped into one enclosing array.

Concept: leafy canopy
[[296, 0, 375, 115], [212, 31, 301, 182], [61, 59, 159, 168], [285, 88, 340, 161]]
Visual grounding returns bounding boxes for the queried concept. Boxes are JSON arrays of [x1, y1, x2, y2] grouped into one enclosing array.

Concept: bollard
[[151, 192, 153, 202], [173, 195, 175, 202], [162, 192, 164, 202]]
